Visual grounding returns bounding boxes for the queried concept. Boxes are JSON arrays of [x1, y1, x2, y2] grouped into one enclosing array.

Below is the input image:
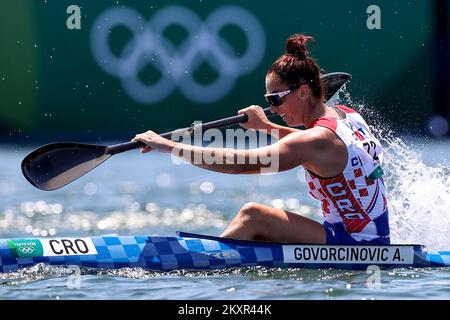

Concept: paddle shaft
[[108, 109, 264, 155]]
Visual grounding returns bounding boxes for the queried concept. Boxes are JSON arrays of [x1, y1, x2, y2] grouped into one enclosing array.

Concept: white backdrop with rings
[[90, 5, 266, 104]]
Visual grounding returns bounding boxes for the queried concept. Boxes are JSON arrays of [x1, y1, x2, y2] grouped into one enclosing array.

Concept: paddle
[[22, 72, 351, 191]]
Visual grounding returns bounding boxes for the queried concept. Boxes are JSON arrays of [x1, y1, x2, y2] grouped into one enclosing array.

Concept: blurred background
[[0, 0, 448, 142]]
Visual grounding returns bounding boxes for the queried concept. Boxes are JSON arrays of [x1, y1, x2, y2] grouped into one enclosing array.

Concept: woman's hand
[[132, 130, 176, 154], [238, 105, 272, 131]]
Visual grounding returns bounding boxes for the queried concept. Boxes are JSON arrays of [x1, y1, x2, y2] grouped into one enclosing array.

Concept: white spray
[[336, 88, 450, 250]]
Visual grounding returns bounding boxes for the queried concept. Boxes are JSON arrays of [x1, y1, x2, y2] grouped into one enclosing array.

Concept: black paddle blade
[[322, 72, 351, 101], [21, 143, 111, 191]]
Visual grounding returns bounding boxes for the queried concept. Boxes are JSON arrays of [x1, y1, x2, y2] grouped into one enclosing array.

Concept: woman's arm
[[171, 143, 278, 174], [265, 123, 300, 139], [132, 129, 325, 175]]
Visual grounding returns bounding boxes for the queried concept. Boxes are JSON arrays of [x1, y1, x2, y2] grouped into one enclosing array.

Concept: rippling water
[[1, 105, 450, 299]]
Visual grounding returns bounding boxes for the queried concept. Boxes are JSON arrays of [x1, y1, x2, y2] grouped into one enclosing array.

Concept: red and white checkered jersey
[[305, 105, 388, 241]]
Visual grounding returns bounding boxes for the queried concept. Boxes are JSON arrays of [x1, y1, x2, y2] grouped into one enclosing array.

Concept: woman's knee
[[237, 202, 266, 221]]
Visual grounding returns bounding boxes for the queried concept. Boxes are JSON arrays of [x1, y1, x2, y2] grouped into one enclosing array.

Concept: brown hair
[[268, 34, 323, 100]]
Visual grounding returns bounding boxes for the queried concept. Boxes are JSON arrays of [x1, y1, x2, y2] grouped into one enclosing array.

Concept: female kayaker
[[132, 34, 390, 245]]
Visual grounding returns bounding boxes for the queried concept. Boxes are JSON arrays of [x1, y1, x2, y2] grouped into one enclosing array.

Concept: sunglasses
[[264, 84, 302, 107]]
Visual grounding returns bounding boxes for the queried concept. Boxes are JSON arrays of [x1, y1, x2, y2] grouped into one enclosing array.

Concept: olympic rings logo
[[90, 5, 266, 104], [19, 246, 36, 254]]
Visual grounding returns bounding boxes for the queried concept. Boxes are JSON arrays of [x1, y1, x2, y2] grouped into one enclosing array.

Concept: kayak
[[1, 231, 449, 272]]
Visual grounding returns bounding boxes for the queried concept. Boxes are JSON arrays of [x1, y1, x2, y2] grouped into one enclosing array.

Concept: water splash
[[0, 263, 84, 286], [338, 89, 450, 250]]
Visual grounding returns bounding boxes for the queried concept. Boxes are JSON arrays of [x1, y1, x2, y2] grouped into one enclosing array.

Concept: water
[[1, 103, 450, 299]]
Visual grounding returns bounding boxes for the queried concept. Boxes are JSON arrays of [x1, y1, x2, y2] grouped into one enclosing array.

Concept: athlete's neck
[[304, 102, 336, 128]]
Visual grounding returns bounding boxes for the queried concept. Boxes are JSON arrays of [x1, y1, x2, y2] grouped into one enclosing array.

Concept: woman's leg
[[220, 202, 326, 244]]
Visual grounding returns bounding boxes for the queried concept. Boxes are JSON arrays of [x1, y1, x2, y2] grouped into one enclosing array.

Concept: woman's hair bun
[[285, 34, 314, 60]]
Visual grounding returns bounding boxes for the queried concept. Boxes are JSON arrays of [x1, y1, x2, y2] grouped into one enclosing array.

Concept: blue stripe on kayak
[[1, 234, 450, 272], [427, 253, 445, 266]]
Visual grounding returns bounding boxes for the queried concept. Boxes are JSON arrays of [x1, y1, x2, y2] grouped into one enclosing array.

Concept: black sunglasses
[[264, 83, 304, 107]]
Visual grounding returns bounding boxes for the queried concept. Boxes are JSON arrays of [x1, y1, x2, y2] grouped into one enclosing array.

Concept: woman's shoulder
[[335, 105, 357, 114], [308, 117, 339, 131]]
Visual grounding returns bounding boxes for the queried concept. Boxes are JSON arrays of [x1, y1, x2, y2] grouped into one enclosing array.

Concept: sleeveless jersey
[[305, 105, 389, 242]]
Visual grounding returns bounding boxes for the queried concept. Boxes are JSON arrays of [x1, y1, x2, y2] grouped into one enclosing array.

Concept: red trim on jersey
[[307, 105, 356, 130], [335, 105, 357, 113], [309, 191, 320, 200], [307, 117, 337, 131], [365, 181, 380, 213], [382, 194, 388, 212]]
